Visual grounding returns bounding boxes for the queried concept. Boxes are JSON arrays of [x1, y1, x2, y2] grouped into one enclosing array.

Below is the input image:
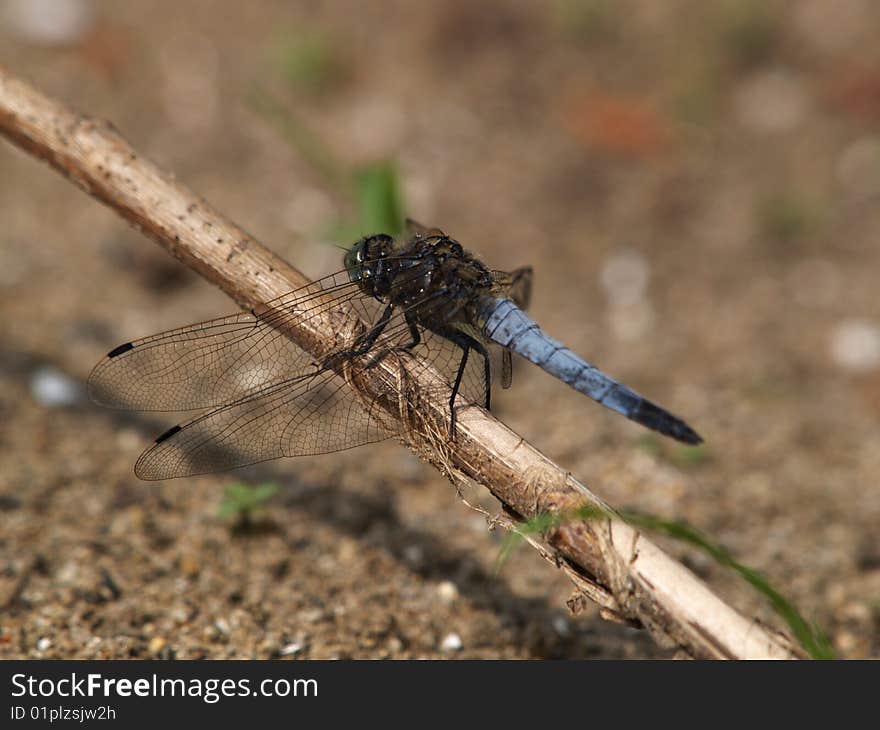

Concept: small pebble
[[148, 636, 166, 653], [440, 632, 462, 652], [830, 320, 880, 372], [436, 581, 459, 605], [337, 539, 358, 564], [214, 619, 230, 636], [280, 642, 302, 656], [551, 616, 571, 637], [5, 0, 94, 45], [599, 250, 649, 307], [36, 637, 52, 652], [403, 545, 424, 567], [30, 366, 83, 407], [57, 560, 80, 585], [835, 630, 858, 654]]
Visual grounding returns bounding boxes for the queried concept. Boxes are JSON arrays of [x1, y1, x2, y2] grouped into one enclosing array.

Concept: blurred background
[[0, 0, 878, 658]]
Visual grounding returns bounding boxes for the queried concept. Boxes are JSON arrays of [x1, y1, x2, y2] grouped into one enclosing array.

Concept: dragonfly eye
[[344, 241, 368, 277]]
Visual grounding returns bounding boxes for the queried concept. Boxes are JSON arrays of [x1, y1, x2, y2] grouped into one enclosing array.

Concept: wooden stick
[[0, 65, 800, 659]]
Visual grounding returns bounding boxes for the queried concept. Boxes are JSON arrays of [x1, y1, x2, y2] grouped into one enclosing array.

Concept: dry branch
[[0, 65, 801, 659]]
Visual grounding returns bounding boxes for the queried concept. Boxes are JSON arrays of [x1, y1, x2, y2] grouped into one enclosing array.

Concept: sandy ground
[[1, 0, 878, 659]]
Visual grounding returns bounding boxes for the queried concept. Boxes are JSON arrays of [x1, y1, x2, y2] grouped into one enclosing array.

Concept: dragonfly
[[89, 220, 702, 480]]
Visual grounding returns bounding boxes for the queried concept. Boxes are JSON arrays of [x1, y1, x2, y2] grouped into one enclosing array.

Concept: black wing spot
[[155, 424, 182, 444], [107, 342, 135, 358]]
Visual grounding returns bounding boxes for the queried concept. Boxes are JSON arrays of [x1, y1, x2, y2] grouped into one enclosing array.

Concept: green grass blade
[[354, 161, 405, 237], [497, 504, 834, 659]]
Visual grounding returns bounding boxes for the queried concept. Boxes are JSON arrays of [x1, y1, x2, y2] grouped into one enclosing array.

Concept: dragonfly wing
[[133, 287, 496, 480], [492, 267, 533, 310], [88, 271, 382, 412], [134, 368, 398, 480], [405, 218, 445, 239]]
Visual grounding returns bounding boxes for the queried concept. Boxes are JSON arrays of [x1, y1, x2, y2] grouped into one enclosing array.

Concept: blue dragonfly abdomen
[[479, 297, 702, 445]]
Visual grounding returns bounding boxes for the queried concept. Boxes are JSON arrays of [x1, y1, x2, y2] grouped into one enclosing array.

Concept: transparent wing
[[134, 369, 397, 480], [405, 218, 445, 239], [89, 268, 402, 412], [93, 256, 496, 479], [133, 290, 491, 479], [492, 266, 533, 310]]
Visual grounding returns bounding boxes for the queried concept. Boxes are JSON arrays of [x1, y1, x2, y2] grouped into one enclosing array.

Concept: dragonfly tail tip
[[678, 426, 703, 446]]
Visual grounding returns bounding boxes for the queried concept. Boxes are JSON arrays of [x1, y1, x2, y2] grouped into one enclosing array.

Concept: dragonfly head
[[345, 234, 394, 296]]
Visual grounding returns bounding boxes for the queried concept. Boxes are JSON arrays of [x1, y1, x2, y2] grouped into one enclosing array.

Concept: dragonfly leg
[[324, 302, 395, 370], [364, 312, 422, 371], [450, 346, 469, 438], [403, 311, 422, 351], [352, 302, 395, 356], [435, 327, 491, 439]]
